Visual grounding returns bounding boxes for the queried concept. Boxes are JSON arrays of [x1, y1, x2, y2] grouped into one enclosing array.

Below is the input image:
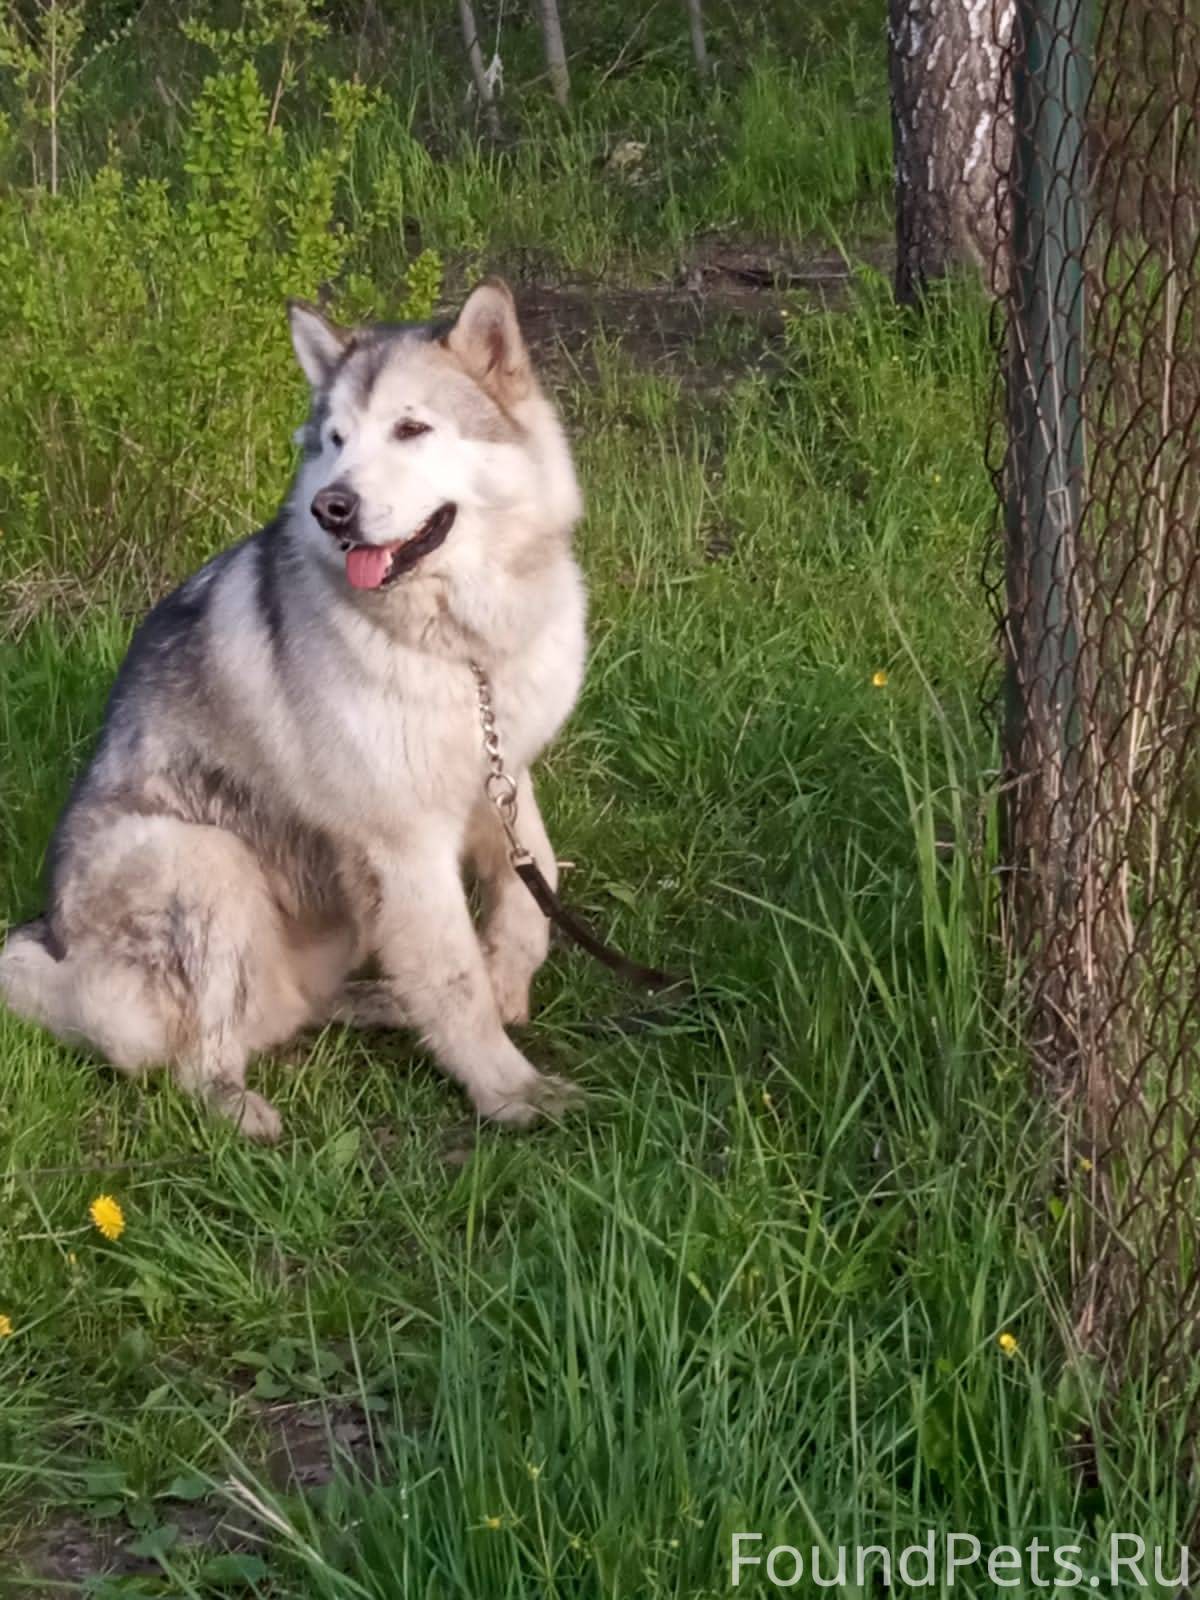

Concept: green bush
[[0, 55, 441, 608]]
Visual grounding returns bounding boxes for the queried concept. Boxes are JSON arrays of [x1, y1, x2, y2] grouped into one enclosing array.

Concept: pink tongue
[[345, 544, 394, 590]]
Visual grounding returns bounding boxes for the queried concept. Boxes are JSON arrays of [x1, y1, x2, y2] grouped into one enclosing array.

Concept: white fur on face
[[293, 333, 583, 595], [291, 337, 582, 604]]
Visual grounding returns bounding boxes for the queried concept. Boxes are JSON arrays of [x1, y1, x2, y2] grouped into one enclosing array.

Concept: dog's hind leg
[[39, 815, 308, 1141], [79, 888, 285, 1143], [0, 914, 280, 1140], [155, 864, 288, 1143], [0, 919, 87, 1045], [1, 917, 171, 1068]]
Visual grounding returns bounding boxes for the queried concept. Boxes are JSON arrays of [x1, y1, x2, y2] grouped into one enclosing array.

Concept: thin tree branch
[[595, 0, 662, 89]]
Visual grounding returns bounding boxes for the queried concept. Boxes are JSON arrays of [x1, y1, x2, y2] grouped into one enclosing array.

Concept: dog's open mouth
[[339, 503, 457, 591]]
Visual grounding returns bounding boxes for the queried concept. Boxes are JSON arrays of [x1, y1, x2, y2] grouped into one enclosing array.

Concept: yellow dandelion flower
[[0, 1314, 13, 1338], [997, 1331, 1019, 1356], [89, 1194, 125, 1242], [1078, 1156, 1094, 1174], [872, 670, 889, 688], [485, 1515, 502, 1531]]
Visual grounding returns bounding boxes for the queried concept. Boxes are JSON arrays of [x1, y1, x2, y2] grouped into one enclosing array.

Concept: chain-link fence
[[992, 0, 1200, 1371]]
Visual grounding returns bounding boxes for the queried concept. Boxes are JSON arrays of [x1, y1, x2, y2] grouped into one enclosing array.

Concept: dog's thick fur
[[0, 281, 587, 1140]]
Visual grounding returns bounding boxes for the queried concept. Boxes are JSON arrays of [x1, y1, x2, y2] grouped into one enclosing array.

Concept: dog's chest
[[290, 643, 571, 839], [332, 658, 477, 816]]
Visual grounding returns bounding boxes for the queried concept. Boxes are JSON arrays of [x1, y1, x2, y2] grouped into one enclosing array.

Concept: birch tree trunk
[[458, 0, 501, 138], [684, 0, 711, 80], [537, 0, 570, 108], [888, 0, 1014, 303]]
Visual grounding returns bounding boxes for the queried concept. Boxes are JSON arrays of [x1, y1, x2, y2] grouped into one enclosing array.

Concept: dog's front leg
[[374, 838, 574, 1124], [467, 770, 556, 1025]]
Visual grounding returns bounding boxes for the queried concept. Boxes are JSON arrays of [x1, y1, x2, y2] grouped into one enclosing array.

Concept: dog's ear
[[445, 279, 532, 403], [288, 300, 347, 388]]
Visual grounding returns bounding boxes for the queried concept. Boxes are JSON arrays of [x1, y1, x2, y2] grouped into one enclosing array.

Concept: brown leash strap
[[469, 661, 690, 1006], [513, 857, 690, 999]]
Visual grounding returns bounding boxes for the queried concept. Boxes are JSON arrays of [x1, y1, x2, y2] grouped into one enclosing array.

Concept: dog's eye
[[393, 419, 431, 442], [329, 429, 345, 449]]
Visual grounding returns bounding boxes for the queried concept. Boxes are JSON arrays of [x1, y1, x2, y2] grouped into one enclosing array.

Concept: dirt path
[[514, 239, 893, 390]]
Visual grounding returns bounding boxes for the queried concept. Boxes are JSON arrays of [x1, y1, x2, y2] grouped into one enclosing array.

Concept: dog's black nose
[[311, 484, 360, 534]]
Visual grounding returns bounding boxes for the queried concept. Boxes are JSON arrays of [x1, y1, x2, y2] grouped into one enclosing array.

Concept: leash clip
[[472, 664, 532, 868]]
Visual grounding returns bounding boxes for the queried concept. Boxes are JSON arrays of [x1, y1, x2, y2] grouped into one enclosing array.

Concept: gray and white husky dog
[[0, 280, 587, 1141]]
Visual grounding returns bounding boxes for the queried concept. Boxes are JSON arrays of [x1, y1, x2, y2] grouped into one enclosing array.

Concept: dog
[[0, 280, 587, 1141]]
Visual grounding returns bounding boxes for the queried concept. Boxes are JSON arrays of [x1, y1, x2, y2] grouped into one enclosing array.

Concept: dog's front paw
[[212, 1087, 284, 1143], [237, 1091, 284, 1143], [473, 1068, 582, 1128]]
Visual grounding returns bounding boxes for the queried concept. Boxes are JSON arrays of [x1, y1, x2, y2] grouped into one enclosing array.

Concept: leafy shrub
[[0, 54, 443, 616]]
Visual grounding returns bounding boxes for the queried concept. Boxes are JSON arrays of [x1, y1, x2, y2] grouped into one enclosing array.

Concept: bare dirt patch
[[6, 1399, 379, 1593], [514, 237, 892, 393]]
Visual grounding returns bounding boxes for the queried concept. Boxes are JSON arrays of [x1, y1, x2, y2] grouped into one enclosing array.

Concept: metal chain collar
[[470, 661, 533, 867]]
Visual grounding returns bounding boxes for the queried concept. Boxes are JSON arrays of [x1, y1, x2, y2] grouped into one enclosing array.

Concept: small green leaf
[[87, 1498, 124, 1521], [253, 1368, 289, 1399], [328, 1127, 361, 1172], [113, 1327, 154, 1376], [162, 1472, 208, 1501], [83, 1464, 128, 1499], [134, 1273, 173, 1319], [129, 1522, 179, 1560], [85, 1578, 167, 1597], [198, 1553, 269, 1584], [603, 882, 639, 909], [313, 1347, 346, 1378], [126, 1499, 157, 1531], [266, 1338, 298, 1374]]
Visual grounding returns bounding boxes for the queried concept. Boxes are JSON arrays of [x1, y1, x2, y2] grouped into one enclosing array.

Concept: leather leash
[[470, 663, 691, 1004]]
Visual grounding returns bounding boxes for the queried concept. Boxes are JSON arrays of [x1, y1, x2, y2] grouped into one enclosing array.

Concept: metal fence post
[[996, 0, 1200, 1387], [1005, 0, 1090, 918]]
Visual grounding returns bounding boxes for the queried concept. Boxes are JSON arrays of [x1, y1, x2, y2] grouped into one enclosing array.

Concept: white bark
[[684, 0, 710, 80], [537, 0, 570, 108], [889, 0, 1014, 301], [458, 0, 501, 138]]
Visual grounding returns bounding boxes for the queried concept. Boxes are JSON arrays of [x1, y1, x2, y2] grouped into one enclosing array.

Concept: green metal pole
[[1006, 0, 1090, 882]]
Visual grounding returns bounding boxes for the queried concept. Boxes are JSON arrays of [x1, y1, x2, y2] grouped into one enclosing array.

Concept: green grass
[[338, 32, 892, 279], [0, 9, 1194, 1597]]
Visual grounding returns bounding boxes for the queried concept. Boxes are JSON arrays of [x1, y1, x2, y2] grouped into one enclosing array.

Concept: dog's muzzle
[[312, 492, 458, 591]]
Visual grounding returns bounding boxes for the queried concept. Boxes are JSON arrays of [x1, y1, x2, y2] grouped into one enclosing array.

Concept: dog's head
[[287, 280, 581, 597]]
